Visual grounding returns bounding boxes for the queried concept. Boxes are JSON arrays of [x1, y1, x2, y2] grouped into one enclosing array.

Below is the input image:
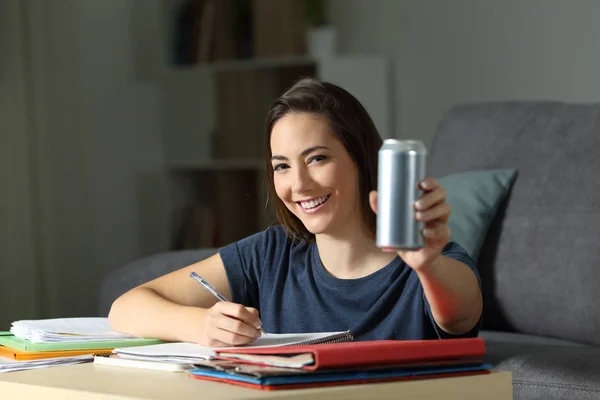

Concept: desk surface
[[0, 364, 512, 400]]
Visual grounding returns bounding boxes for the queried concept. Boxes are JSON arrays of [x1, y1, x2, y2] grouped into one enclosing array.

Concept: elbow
[[442, 292, 483, 335], [106, 286, 161, 338], [107, 290, 141, 335], [107, 295, 125, 332]]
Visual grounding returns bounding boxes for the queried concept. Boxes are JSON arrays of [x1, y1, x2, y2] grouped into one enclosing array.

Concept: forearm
[[416, 255, 483, 335], [108, 287, 206, 342]]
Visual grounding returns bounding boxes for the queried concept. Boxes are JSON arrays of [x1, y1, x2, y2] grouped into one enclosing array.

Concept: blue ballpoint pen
[[189, 271, 266, 334]]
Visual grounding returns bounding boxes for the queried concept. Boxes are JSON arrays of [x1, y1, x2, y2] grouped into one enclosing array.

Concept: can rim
[[381, 139, 427, 153]]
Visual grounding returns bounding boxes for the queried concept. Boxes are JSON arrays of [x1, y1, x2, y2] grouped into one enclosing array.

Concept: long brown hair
[[264, 78, 382, 242]]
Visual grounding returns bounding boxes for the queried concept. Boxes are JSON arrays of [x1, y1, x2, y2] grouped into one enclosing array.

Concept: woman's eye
[[273, 163, 289, 171], [309, 155, 327, 164]]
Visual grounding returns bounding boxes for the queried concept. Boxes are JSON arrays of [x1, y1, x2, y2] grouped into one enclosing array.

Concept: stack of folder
[[188, 338, 492, 390], [88, 330, 492, 390], [0, 318, 163, 373]]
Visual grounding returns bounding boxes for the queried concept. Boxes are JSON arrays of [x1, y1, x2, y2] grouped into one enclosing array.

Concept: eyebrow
[[271, 146, 330, 161]]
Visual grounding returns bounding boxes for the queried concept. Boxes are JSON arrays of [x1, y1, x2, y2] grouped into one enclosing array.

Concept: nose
[[291, 166, 312, 194]]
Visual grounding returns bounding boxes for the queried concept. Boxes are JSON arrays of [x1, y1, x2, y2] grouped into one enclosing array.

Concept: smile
[[297, 195, 330, 213]]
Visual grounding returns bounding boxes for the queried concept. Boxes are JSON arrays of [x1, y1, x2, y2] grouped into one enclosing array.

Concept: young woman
[[108, 78, 483, 347]]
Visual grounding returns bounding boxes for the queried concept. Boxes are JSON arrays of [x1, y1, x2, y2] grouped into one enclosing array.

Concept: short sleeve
[[423, 241, 483, 339], [218, 227, 276, 309]]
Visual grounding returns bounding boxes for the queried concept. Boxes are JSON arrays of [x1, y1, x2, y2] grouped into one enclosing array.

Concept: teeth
[[301, 195, 329, 209]]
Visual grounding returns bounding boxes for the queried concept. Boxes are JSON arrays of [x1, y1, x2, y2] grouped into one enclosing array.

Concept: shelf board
[[167, 159, 265, 171], [165, 56, 316, 75]]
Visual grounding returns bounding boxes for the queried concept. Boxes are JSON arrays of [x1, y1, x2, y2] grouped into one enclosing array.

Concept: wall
[[66, 0, 167, 315], [0, 0, 166, 323], [0, 0, 40, 327], [330, 0, 600, 146], [76, 0, 166, 279]]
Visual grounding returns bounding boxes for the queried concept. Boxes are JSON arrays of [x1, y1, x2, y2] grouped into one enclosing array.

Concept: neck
[[314, 217, 397, 279]]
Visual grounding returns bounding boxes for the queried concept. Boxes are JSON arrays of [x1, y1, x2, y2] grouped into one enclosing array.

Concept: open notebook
[[113, 331, 353, 363]]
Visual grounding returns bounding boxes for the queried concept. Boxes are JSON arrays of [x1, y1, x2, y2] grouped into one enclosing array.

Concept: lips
[[298, 194, 330, 210]]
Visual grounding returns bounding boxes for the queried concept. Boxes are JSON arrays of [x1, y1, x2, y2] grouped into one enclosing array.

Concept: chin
[[285, 202, 336, 236], [303, 224, 327, 235], [299, 217, 335, 236]]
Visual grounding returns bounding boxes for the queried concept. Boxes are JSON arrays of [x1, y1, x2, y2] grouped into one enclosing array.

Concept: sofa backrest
[[428, 101, 600, 345]]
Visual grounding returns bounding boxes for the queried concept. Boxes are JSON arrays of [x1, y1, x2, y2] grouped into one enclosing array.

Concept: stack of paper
[[10, 318, 137, 343], [115, 342, 216, 363], [1, 318, 166, 374], [0, 354, 92, 373]]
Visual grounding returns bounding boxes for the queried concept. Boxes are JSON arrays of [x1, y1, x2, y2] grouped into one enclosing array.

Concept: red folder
[[215, 338, 485, 371]]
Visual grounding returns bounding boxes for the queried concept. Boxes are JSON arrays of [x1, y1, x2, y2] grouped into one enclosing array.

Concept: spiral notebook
[[239, 331, 353, 348], [113, 331, 353, 362]]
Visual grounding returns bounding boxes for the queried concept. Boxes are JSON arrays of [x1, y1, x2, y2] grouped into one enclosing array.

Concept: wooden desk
[[0, 364, 512, 400]]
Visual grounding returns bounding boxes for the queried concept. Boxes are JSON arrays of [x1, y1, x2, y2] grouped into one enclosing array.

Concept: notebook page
[[115, 342, 215, 360], [114, 331, 349, 360], [234, 331, 349, 348]]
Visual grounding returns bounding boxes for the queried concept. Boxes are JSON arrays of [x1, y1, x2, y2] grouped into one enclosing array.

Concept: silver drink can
[[376, 139, 427, 251]]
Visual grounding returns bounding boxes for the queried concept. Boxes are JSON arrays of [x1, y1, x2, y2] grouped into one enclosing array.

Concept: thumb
[[245, 307, 259, 318], [369, 190, 378, 214], [245, 307, 262, 328]]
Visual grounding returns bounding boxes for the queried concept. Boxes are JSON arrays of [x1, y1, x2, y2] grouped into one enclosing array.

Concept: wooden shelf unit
[[151, 2, 395, 250], [160, 55, 394, 250]]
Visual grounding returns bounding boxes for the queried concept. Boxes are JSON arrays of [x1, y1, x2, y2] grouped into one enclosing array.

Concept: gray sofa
[[99, 101, 600, 399]]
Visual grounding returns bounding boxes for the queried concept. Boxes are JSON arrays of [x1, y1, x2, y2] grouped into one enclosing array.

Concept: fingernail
[[420, 181, 429, 189], [423, 228, 433, 237], [415, 212, 423, 220], [415, 200, 424, 210], [253, 320, 262, 329]]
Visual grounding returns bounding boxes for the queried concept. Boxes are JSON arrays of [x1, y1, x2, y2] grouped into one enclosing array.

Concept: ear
[[369, 190, 378, 214]]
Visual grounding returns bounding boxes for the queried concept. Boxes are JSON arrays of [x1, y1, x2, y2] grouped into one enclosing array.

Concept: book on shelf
[[172, 201, 219, 250]]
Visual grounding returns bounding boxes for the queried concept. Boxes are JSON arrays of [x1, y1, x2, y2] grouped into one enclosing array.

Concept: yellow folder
[[0, 345, 112, 361]]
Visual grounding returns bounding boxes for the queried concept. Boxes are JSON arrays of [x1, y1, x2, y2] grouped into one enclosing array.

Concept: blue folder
[[189, 363, 493, 386]]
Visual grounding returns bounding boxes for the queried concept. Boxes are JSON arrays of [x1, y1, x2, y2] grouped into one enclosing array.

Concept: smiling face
[[270, 112, 361, 237]]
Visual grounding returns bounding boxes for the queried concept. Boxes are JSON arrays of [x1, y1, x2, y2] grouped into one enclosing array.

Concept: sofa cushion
[[484, 341, 600, 400], [480, 330, 583, 347], [428, 101, 600, 345], [438, 168, 517, 260], [97, 249, 218, 316]]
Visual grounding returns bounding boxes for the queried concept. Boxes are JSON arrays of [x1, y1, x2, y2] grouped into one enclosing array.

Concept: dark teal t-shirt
[[219, 225, 481, 341]]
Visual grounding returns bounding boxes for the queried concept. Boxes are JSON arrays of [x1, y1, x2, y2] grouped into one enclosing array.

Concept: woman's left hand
[[369, 177, 451, 272]]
